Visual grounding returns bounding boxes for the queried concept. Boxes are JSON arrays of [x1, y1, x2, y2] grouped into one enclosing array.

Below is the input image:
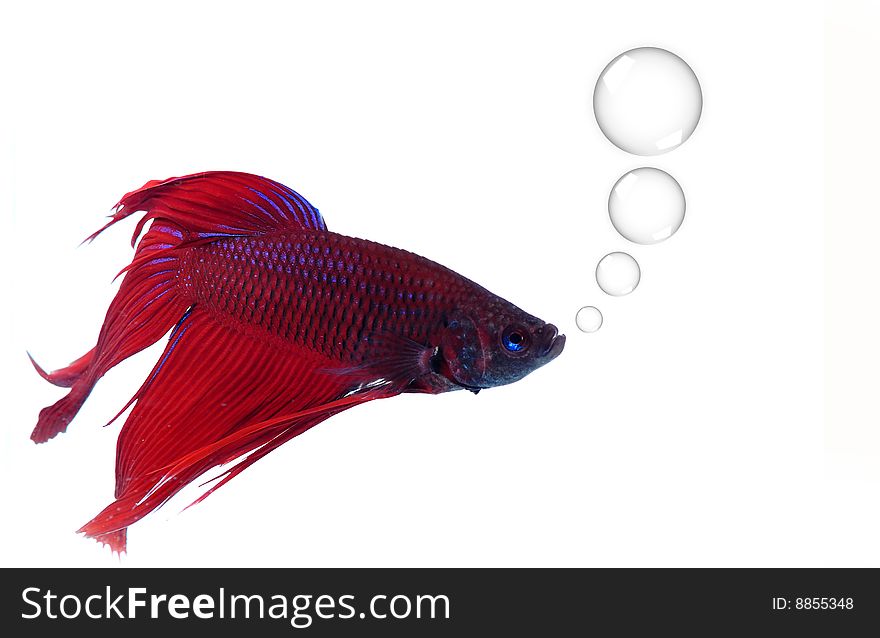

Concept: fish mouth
[[539, 324, 565, 360]]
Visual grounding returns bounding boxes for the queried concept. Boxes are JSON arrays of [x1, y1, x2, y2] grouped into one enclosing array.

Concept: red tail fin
[[31, 221, 190, 443], [31, 171, 325, 443], [75, 308, 378, 553], [29, 349, 95, 388]]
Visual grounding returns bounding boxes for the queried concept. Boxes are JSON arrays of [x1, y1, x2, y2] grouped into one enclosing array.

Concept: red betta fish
[[31, 171, 565, 553]]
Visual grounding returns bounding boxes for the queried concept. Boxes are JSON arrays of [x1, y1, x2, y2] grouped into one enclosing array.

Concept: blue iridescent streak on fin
[[290, 193, 308, 223], [198, 232, 242, 239], [152, 225, 184, 240], [248, 181, 325, 231], [284, 186, 324, 230], [169, 306, 194, 338], [143, 269, 174, 281], [267, 185, 301, 224], [242, 197, 273, 222], [135, 289, 172, 315], [149, 307, 195, 383], [138, 283, 171, 307], [247, 187, 286, 222], [278, 183, 325, 231]]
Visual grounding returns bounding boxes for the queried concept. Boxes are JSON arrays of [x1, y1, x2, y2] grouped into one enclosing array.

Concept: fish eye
[[501, 326, 530, 353]]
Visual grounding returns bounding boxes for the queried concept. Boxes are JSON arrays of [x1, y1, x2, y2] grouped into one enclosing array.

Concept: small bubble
[[575, 306, 603, 333], [609, 167, 685, 244], [593, 47, 702, 156], [596, 252, 640, 296]]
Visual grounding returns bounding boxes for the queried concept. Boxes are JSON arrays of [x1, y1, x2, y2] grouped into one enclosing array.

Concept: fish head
[[437, 300, 565, 391]]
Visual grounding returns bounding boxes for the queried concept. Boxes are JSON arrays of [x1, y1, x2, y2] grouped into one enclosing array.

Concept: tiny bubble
[[575, 306, 603, 333]]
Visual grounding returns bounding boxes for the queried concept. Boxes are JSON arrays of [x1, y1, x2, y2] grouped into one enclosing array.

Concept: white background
[[0, 1, 874, 567]]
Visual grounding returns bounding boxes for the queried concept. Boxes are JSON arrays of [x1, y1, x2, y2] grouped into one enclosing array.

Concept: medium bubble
[[609, 167, 685, 244], [596, 252, 640, 296], [593, 47, 702, 156], [575, 306, 603, 333]]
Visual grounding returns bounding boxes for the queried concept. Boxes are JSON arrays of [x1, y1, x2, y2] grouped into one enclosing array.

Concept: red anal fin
[[186, 396, 383, 511], [91, 529, 127, 555], [158, 389, 394, 486], [77, 307, 391, 552]]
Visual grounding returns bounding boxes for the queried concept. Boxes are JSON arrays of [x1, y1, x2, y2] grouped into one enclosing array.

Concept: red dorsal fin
[[88, 171, 327, 246]]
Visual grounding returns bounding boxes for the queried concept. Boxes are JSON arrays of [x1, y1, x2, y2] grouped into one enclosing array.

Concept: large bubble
[[594, 47, 702, 156]]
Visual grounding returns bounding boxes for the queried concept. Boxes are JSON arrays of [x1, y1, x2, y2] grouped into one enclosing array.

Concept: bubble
[[609, 167, 685, 244], [596, 252, 640, 296], [593, 47, 702, 156], [575, 306, 603, 333]]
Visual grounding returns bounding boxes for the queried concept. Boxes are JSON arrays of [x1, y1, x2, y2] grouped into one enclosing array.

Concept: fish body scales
[[179, 230, 476, 363]]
